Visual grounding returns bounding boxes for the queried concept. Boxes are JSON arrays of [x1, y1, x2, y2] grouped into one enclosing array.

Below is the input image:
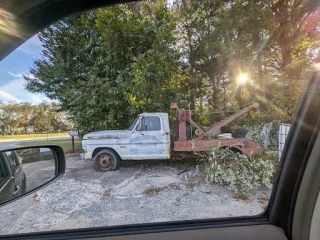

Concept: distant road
[[0, 136, 71, 150]]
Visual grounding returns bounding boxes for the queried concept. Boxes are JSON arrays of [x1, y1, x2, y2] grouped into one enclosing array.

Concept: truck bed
[[174, 138, 260, 156]]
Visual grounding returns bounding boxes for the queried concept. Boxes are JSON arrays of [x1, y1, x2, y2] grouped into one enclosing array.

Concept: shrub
[[200, 148, 275, 195]]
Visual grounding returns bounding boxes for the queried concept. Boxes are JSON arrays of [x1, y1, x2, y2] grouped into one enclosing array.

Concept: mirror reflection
[[0, 148, 56, 204]]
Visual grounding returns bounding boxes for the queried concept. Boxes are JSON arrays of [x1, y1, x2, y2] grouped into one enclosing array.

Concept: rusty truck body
[[82, 103, 260, 171], [173, 102, 260, 156]]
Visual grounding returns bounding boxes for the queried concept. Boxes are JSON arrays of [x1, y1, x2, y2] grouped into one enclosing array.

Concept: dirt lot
[[0, 154, 271, 235]]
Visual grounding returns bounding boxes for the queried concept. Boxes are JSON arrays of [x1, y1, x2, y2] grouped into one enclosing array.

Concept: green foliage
[[175, 0, 320, 124], [25, 1, 180, 135], [201, 148, 275, 195], [0, 101, 72, 135], [22, 139, 82, 154], [24, 0, 320, 133]]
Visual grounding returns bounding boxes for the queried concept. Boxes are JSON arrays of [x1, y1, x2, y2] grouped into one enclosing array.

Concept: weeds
[[258, 197, 269, 208], [143, 184, 182, 196], [232, 194, 250, 201], [103, 190, 111, 196], [143, 187, 163, 196], [185, 181, 197, 190], [140, 163, 150, 170], [201, 147, 275, 195], [168, 183, 182, 190]]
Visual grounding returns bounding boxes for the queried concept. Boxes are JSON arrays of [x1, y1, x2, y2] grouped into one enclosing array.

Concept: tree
[[18, 102, 33, 134], [24, 0, 320, 132], [0, 101, 73, 135], [25, 1, 181, 134], [175, 0, 272, 122], [0, 102, 20, 134], [175, 0, 320, 124], [262, 0, 320, 122]]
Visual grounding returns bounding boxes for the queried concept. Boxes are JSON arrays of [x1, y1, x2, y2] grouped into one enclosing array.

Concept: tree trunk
[[257, 54, 264, 98], [189, 90, 195, 110], [222, 75, 226, 112], [210, 73, 218, 110], [279, 41, 292, 67], [237, 87, 244, 108], [252, 29, 265, 103]]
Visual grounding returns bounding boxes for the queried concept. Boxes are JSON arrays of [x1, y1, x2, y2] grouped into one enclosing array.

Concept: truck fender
[[92, 147, 122, 160]]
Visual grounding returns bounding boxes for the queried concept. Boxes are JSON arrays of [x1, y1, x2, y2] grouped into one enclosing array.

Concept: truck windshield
[[128, 117, 139, 131]]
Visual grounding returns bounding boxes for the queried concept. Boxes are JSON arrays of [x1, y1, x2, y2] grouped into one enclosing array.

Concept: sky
[[0, 35, 51, 105]]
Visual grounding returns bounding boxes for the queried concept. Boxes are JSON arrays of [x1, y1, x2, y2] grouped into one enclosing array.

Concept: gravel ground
[[0, 155, 271, 235]]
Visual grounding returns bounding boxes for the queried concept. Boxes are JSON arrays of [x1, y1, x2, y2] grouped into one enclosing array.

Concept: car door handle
[[12, 185, 20, 196]]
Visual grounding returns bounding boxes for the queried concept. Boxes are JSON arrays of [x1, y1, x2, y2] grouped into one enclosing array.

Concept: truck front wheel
[[94, 149, 120, 172]]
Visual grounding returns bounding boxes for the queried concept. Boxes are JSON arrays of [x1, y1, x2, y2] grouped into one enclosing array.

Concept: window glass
[[4, 152, 18, 169], [0, 0, 319, 236], [138, 117, 161, 131], [0, 156, 10, 183], [128, 117, 139, 131]]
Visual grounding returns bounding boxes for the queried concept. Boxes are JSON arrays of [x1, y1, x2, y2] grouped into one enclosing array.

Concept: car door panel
[[0, 155, 15, 203], [269, 71, 320, 237], [0, 176, 15, 203], [0, 224, 287, 240], [292, 126, 320, 240], [89, 225, 287, 240], [5, 152, 24, 196]]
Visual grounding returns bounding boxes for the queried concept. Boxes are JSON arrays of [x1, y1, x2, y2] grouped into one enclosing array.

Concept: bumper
[[82, 141, 92, 159], [84, 152, 92, 159]]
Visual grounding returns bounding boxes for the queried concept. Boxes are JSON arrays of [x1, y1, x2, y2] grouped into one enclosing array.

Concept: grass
[[185, 181, 197, 190], [103, 190, 111, 197], [143, 187, 163, 196], [232, 194, 250, 201], [258, 197, 269, 208], [143, 184, 182, 197], [140, 163, 150, 170], [21, 139, 82, 154], [0, 132, 69, 140]]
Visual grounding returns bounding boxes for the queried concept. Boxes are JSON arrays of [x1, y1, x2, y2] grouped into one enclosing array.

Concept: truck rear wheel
[[94, 149, 119, 172]]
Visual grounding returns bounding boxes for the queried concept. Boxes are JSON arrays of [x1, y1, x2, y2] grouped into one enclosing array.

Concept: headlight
[[87, 136, 99, 139]]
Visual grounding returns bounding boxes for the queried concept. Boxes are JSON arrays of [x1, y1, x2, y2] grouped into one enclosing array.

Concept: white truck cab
[[82, 112, 170, 171]]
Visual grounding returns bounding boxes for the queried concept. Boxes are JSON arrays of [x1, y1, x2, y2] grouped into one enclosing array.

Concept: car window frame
[[0, 71, 314, 240], [13, 151, 22, 168], [128, 117, 139, 131], [0, 0, 319, 239], [4, 151, 20, 170]]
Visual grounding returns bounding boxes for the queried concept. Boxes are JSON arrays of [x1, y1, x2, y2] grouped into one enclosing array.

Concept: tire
[[93, 149, 120, 172], [221, 126, 231, 134], [233, 128, 249, 138]]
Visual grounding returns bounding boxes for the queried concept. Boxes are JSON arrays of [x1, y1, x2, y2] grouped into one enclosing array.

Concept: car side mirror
[[0, 145, 65, 206]]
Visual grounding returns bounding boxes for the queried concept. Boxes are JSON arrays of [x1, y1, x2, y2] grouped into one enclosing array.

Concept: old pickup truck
[[82, 103, 261, 171]]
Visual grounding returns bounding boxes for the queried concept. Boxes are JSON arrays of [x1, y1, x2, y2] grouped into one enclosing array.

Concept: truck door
[[130, 116, 170, 160]]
